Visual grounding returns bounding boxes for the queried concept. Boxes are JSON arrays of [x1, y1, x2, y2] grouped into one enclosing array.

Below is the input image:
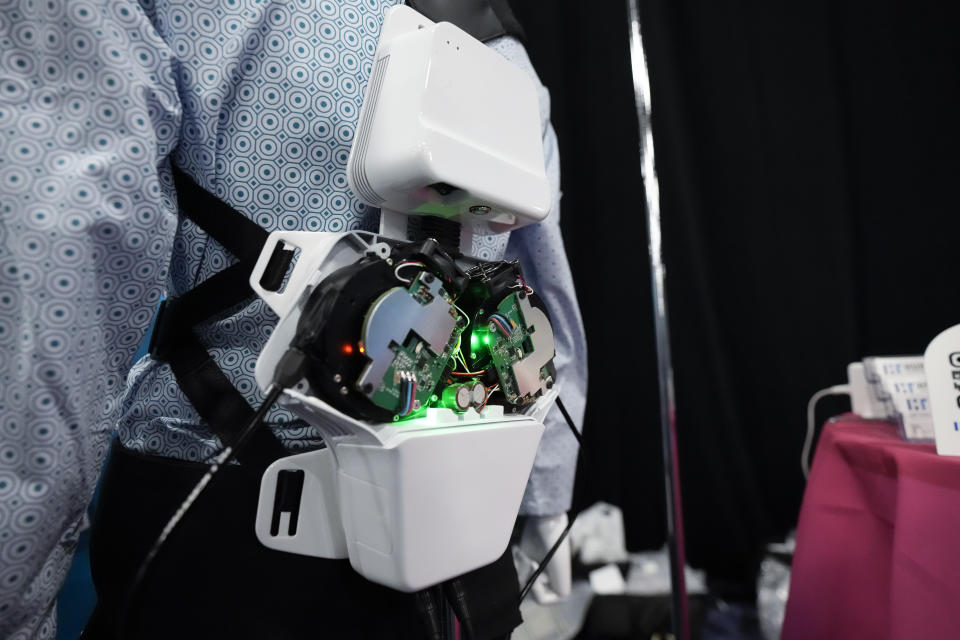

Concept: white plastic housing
[[347, 5, 550, 230], [250, 230, 551, 590], [255, 405, 546, 591]]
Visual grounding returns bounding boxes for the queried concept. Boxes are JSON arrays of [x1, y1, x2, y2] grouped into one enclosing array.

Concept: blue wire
[[490, 314, 513, 336], [401, 379, 413, 416]]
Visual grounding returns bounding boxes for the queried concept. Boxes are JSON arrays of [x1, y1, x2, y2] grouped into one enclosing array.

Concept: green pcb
[[486, 293, 544, 404], [367, 278, 463, 419]]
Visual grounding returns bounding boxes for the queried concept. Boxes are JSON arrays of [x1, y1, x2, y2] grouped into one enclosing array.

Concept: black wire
[[555, 396, 584, 447], [518, 514, 576, 603], [117, 384, 285, 637], [518, 395, 584, 603]]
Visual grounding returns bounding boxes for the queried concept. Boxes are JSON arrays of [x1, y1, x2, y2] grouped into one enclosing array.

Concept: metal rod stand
[[625, 1, 690, 638]]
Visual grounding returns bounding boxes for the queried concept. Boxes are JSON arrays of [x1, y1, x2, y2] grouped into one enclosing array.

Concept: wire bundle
[[510, 275, 534, 295], [488, 313, 513, 337], [399, 371, 418, 417], [477, 384, 499, 412]]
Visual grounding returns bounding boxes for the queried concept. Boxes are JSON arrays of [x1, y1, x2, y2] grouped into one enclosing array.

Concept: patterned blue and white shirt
[[0, 1, 587, 637]]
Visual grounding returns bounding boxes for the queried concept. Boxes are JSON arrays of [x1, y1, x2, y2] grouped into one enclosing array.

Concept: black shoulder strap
[[168, 166, 269, 262], [148, 166, 292, 467], [408, 0, 525, 43]]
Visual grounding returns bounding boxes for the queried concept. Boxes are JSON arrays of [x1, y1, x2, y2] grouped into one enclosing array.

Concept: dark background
[[52, 3, 960, 636], [512, 0, 960, 595]]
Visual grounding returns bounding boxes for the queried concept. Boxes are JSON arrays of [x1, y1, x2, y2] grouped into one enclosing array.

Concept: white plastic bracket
[[249, 231, 340, 317], [378, 208, 408, 242], [255, 447, 349, 559]]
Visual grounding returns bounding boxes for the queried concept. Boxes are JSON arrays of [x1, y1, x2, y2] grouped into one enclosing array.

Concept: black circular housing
[[294, 258, 398, 422]]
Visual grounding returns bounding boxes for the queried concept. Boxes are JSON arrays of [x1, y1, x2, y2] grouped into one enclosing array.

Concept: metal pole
[[625, 1, 690, 638]]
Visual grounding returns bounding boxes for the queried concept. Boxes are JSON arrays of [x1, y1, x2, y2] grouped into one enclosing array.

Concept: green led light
[[470, 333, 478, 349], [483, 335, 490, 345], [396, 404, 428, 422]]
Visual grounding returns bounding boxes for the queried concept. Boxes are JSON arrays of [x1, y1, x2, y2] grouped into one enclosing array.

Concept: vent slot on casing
[[351, 54, 391, 205]]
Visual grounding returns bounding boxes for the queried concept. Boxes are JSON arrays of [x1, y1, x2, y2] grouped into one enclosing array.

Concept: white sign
[[923, 324, 960, 455]]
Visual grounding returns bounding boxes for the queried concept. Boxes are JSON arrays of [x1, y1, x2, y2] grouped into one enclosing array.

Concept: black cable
[[555, 397, 583, 448], [518, 395, 584, 603], [117, 347, 307, 637], [518, 515, 576, 603]]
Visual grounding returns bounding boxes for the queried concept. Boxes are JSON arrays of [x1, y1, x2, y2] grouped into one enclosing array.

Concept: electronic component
[[255, 233, 554, 422], [470, 381, 486, 407], [455, 260, 555, 408], [358, 270, 463, 419], [442, 383, 473, 412], [484, 292, 556, 404]]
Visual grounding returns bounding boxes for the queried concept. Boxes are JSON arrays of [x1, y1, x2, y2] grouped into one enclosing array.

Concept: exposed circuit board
[[363, 274, 464, 419], [483, 292, 555, 405], [303, 241, 555, 422]]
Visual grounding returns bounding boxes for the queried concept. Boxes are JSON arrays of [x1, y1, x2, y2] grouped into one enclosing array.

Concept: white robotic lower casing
[[254, 404, 546, 591], [250, 230, 552, 591]]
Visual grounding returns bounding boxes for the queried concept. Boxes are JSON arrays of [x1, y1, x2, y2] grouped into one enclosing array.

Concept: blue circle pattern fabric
[[0, 1, 587, 637], [0, 1, 180, 637]]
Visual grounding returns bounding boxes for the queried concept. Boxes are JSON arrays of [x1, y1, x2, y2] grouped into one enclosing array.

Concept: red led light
[[342, 344, 354, 355]]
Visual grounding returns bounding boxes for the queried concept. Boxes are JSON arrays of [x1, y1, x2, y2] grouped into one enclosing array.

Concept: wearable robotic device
[[250, 6, 560, 591]]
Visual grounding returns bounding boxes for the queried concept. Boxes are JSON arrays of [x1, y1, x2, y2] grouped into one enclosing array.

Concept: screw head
[[339, 386, 349, 395], [469, 205, 490, 215], [333, 374, 342, 383]]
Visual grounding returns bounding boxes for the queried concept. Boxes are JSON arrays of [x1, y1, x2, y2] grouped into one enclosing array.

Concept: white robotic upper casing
[[347, 5, 550, 230]]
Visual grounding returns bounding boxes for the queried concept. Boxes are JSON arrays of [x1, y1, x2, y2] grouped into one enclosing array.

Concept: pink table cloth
[[782, 416, 960, 640]]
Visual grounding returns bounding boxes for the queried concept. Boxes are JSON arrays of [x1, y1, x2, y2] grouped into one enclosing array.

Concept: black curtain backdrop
[[512, 0, 960, 594]]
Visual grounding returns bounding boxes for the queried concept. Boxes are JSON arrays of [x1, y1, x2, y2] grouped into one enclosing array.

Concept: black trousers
[[82, 443, 521, 640]]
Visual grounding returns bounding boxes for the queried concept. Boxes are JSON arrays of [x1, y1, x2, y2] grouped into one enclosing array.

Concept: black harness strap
[[148, 167, 292, 467], [169, 167, 270, 262]]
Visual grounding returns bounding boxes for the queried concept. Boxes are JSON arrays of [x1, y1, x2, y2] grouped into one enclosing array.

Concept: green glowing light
[[396, 404, 428, 422], [470, 333, 478, 349], [483, 335, 490, 345]]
